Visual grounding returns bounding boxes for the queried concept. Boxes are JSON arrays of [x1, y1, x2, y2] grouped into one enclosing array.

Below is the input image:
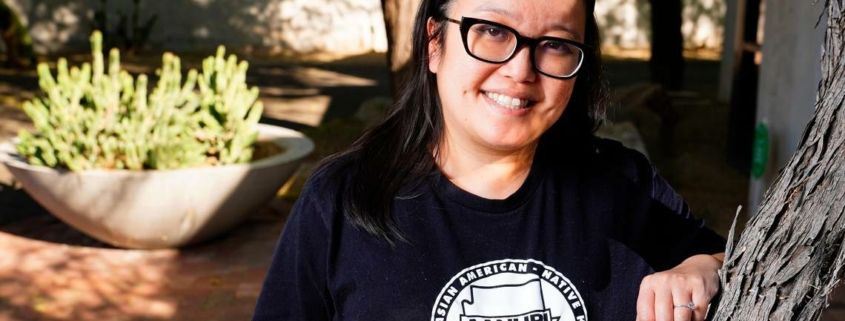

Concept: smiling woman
[[252, 0, 726, 320]]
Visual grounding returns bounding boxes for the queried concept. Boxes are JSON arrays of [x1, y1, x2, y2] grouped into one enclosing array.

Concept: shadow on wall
[[595, 0, 726, 50], [5, 0, 388, 57]]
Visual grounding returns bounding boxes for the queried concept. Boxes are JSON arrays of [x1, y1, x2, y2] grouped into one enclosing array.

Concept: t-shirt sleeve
[[252, 178, 334, 320], [603, 140, 726, 271], [641, 163, 726, 271]]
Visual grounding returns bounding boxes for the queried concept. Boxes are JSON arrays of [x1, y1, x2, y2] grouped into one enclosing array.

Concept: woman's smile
[[483, 91, 534, 109]]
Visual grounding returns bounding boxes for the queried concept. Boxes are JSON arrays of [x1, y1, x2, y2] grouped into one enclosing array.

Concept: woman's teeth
[[485, 92, 531, 109]]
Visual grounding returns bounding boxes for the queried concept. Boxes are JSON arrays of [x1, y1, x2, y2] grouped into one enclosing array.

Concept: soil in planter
[[252, 140, 286, 162]]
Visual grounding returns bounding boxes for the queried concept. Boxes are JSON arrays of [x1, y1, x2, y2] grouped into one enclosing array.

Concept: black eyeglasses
[[440, 16, 589, 79]]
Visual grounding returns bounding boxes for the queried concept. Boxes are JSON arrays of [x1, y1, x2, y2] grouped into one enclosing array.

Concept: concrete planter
[[0, 124, 313, 249]]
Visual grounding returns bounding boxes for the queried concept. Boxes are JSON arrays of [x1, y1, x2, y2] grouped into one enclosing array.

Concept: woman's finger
[[654, 283, 674, 321], [636, 277, 655, 321], [691, 285, 711, 321], [671, 288, 694, 321]]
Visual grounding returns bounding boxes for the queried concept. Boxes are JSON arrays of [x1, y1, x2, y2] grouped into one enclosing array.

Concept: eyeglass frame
[[439, 16, 591, 80]]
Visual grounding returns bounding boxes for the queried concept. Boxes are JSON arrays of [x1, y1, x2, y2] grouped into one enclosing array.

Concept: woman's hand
[[635, 253, 725, 321]]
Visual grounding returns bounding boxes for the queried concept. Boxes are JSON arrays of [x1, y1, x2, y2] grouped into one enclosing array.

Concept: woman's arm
[[252, 185, 334, 321]]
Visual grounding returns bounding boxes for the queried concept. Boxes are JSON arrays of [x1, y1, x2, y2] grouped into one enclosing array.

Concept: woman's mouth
[[484, 91, 533, 109]]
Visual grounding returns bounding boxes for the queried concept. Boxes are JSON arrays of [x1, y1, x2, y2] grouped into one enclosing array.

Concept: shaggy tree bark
[[380, 0, 421, 95], [711, 1, 845, 319]]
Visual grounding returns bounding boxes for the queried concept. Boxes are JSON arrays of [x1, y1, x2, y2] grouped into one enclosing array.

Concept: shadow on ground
[[0, 195, 294, 321]]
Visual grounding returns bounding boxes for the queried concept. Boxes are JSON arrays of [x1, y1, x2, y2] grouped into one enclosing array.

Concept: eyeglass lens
[[465, 21, 583, 78]]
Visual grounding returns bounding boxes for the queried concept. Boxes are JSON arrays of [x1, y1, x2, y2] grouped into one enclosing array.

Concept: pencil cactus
[[15, 31, 264, 171]]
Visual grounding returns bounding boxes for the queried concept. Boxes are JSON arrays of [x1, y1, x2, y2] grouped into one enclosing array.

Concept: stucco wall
[[7, 0, 388, 56], [8, 0, 724, 56]]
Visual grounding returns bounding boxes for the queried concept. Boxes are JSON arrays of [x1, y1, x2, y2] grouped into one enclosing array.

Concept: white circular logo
[[430, 259, 587, 321]]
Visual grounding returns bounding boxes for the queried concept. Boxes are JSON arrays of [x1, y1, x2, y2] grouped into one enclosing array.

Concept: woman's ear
[[427, 17, 441, 74]]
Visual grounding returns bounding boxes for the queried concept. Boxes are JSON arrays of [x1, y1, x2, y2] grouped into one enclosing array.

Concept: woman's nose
[[498, 45, 537, 83]]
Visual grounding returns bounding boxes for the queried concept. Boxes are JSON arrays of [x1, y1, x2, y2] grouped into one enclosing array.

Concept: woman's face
[[429, 0, 586, 155]]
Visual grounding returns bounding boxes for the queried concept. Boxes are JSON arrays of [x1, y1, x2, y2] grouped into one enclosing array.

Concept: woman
[[253, 0, 725, 319]]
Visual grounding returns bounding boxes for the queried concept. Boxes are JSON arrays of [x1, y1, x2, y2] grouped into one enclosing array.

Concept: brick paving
[[0, 198, 290, 321]]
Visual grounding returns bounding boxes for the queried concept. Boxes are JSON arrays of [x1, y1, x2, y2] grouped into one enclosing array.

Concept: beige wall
[[748, 0, 825, 211]]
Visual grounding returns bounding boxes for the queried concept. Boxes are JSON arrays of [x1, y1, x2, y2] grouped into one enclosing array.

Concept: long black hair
[[316, 0, 608, 245]]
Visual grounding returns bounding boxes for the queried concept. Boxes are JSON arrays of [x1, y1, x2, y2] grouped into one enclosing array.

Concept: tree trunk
[[0, 1, 35, 68], [648, 0, 684, 90], [711, 1, 845, 319], [380, 0, 421, 96]]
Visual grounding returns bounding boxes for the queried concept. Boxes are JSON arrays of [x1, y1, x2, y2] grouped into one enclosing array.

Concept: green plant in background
[[15, 30, 264, 171]]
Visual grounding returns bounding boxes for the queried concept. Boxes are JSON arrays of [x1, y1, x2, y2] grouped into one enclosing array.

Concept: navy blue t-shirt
[[252, 138, 725, 320]]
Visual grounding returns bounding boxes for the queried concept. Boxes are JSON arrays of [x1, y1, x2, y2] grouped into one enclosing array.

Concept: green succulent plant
[[15, 31, 264, 171]]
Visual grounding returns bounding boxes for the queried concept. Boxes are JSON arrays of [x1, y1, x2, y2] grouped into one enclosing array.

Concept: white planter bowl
[[0, 124, 314, 249]]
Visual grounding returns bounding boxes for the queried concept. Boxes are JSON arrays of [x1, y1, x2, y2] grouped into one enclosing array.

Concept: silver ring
[[673, 301, 695, 310]]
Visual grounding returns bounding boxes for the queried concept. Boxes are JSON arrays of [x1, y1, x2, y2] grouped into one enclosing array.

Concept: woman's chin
[[478, 136, 537, 153]]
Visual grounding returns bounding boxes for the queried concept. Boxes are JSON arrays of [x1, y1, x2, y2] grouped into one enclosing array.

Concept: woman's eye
[[473, 24, 508, 40], [542, 41, 574, 55]]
